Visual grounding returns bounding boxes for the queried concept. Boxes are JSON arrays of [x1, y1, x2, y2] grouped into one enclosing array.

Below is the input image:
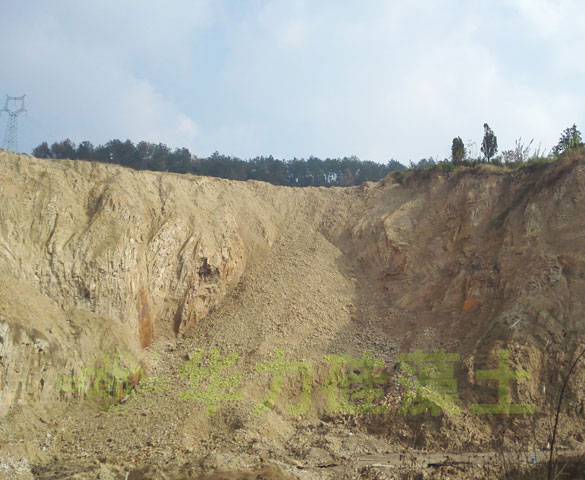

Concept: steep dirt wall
[[3, 150, 585, 471], [0, 152, 285, 414], [343, 158, 585, 356], [0, 151, 356, 415], [0, 152, 287, 346], [332, 158, 585, 449], [0, 272, 145, 416]]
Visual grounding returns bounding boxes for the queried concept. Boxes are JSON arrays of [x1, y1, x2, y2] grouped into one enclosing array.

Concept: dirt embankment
[[2, 150, 585, 478]]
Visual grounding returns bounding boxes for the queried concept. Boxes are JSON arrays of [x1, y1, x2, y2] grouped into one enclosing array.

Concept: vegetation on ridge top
[[30, 123, 584, 187]]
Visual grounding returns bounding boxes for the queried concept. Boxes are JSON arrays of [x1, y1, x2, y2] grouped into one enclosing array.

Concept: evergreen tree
[[553, 124, 583, 155], [32, 141, 52, 159], [480, 123, 498, 163], [50, 139, 76, 159], [451, 137, 465, 165], [386, 159, 405, 172], [32, 139, 405, 187], [76, 141, 95, 161]]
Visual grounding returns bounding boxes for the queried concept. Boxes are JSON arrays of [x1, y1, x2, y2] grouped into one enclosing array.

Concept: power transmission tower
[[1, 95, 26, 152]]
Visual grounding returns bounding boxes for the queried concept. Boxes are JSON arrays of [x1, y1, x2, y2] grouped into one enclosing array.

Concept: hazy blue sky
[[1, 0, 583, 164]]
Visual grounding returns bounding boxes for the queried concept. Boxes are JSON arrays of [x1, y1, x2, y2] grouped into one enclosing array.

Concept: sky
[[1, 0, 584, 164]]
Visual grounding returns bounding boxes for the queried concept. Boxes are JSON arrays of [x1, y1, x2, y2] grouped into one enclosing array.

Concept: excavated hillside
[[1, 150, 585, 479]]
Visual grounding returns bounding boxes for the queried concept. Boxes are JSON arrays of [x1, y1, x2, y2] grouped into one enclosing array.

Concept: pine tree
[[553, 124, 583, 155], [481, 123, 498, 163], [32, 141, 52, 159], [451, 137, 465, 165]]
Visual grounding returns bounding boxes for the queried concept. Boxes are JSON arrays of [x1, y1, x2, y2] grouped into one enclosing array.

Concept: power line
[[26, 112, 55, 140], [1, 95, 27, 152]]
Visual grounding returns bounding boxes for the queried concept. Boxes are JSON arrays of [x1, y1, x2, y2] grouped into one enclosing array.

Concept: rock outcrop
[[0, 151, 289, 414], [3, 149, 585, 478]]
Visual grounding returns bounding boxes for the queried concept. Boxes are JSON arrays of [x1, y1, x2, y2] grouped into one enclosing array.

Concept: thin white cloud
[[118, 77, 200, 148], [513, 0, 567, 36], [257, 0, 309, 48], [0, 1, 583, 162], [0, 0, 208, 152]]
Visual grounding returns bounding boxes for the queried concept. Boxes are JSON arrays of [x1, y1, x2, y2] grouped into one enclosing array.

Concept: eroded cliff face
[[0, 154, 278, 347], [0, 152, 289, 414], [335, 158, 585, 451], [0, 272, 142, 416], [0, 151, 354, 416], [3, 151, 585, 418], [2, 150, 585, 478], [342, 158, 585, 359]]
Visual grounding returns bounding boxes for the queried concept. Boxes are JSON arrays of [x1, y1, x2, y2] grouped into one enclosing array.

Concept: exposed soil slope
[[2, 150, 585, 478]]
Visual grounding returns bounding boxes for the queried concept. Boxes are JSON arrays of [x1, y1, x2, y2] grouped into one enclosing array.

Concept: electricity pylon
[[1, 95, 26, 152]]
